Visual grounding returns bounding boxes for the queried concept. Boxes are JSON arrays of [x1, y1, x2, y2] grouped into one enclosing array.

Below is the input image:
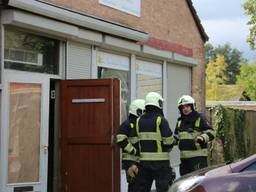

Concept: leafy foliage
[[205, 43, 215, 64], [206, 55, 228, 84], [206, 55, 228, 100], [211, 106, 247, 163], [243, 0, 256, 50], [205, 43, 243, 84], [237, 61, 256, 100]]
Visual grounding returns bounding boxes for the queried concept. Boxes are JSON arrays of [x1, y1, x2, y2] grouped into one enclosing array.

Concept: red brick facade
[[45, 0, 207, 111], [144, 37, 193, 57]]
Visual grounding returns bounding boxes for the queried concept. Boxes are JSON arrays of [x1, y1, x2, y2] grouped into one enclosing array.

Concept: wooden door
[[60, 79, 120, 192]]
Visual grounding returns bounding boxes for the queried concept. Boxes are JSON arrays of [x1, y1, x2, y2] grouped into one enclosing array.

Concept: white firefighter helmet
[[129, 99, 145, 117], [177, 95, 195, 109], [145, 92, 164, 109]]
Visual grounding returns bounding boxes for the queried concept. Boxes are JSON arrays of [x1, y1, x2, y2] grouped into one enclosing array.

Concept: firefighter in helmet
[[116, 99, 145, 192], [135, 92, 174, 192], [174, 95, 215, 176]]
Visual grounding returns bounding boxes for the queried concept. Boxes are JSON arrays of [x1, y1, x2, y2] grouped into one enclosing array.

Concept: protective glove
[[173, 136, 179, 145], [127, 164, 138, 178], [195, 136, 205, 144]]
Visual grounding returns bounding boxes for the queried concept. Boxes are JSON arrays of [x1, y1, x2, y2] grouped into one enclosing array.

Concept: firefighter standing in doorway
[[134, 92, 174, 192], [174, 95, 215, 176], [116, 99, 145, 192]]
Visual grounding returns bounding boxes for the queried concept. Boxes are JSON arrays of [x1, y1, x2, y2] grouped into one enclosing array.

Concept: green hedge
[[209, 105, 251, 164]]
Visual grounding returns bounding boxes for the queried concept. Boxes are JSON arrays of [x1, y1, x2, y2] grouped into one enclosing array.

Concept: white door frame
[[1, 70, 50, 192]]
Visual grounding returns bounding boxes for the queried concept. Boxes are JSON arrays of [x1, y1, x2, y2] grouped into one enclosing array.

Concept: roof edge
[[186, 0, 209, 42]]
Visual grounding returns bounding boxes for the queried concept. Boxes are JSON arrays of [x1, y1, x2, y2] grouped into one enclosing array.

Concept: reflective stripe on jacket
[[136, 115, 174, 161], [175, 115, 215, 159], [116, 119, 139, 162]]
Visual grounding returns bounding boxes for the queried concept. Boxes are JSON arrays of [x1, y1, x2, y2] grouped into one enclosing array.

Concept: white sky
[[192, 0, 256, 63]]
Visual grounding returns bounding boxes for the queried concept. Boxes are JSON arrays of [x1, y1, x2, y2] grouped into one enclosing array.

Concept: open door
[[60, 79, 120, 192]]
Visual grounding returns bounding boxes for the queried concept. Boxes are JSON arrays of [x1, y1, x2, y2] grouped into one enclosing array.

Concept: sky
[[192, 0, 256, 63]]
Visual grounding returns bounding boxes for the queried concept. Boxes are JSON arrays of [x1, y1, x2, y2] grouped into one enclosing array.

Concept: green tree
[[206, 55, 228, 100], [237, 61, 256, 100], [243, 0, 256, 50], [205, 43, 244, 84], [205, 43, 215, 64]]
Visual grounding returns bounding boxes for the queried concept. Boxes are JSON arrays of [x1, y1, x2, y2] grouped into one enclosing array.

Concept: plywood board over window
[[8, 83, 41, 183]]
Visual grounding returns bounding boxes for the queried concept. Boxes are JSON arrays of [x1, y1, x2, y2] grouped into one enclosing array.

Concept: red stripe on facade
[[144, 37, 193, 57]]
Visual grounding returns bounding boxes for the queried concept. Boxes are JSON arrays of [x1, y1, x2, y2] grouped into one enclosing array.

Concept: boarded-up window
[[8, 83, 41, 183]]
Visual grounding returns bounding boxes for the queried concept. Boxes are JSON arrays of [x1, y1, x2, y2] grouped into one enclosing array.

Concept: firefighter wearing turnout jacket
[[116, 99, 145, 192], [174, 95, 215, 176], [134, 92, 174, 192]]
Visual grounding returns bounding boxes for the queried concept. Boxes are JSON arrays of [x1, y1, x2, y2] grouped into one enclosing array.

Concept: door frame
[[1, 70, 50, 192]]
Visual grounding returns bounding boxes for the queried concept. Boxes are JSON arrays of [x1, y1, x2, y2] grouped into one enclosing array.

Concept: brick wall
[[44, 0, 206, 111]]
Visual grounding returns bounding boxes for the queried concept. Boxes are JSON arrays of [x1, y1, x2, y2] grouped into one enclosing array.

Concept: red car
[[169, 154, 256, 192]]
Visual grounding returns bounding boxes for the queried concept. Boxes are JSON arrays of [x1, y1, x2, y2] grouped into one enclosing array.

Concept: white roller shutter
[[167, 63, 192, 169], [167, 64, 191, 129], [67, 42, 91, 79]]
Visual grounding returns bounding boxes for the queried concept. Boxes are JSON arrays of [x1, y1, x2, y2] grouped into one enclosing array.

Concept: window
[[99, 0, 141, 17], [242, 162, 256, 172], [136, 60, 163, 99], [97, 51, 129, 122], [8, 83, 41, 183], [4, 28, 60, 74]]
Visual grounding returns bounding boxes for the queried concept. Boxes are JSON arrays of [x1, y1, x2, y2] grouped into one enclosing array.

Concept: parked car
[[169, 154, 256, 192]]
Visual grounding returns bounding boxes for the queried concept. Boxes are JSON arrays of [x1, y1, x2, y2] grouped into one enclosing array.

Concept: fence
[[206, 105, 256, 165]]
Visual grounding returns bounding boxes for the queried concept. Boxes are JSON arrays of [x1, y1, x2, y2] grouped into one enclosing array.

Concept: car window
[[242, 162, 256, 172]]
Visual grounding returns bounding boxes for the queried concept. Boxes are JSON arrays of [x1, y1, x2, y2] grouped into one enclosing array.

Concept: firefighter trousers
[[134, 162, 171, 192], [126, 172, 136, 192], [180, 156, 208, 176]]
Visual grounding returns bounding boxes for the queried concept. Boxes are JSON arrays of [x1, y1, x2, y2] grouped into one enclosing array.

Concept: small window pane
[[8, 83, 41, 183], [136, 60, 163, 99], [137, 74, 162, 99], [98, 67, 129, 122], [4, 28, 59, 74]]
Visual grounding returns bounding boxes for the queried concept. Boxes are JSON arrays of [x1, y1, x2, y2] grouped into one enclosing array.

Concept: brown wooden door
[[60, 79, 120, 192]]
